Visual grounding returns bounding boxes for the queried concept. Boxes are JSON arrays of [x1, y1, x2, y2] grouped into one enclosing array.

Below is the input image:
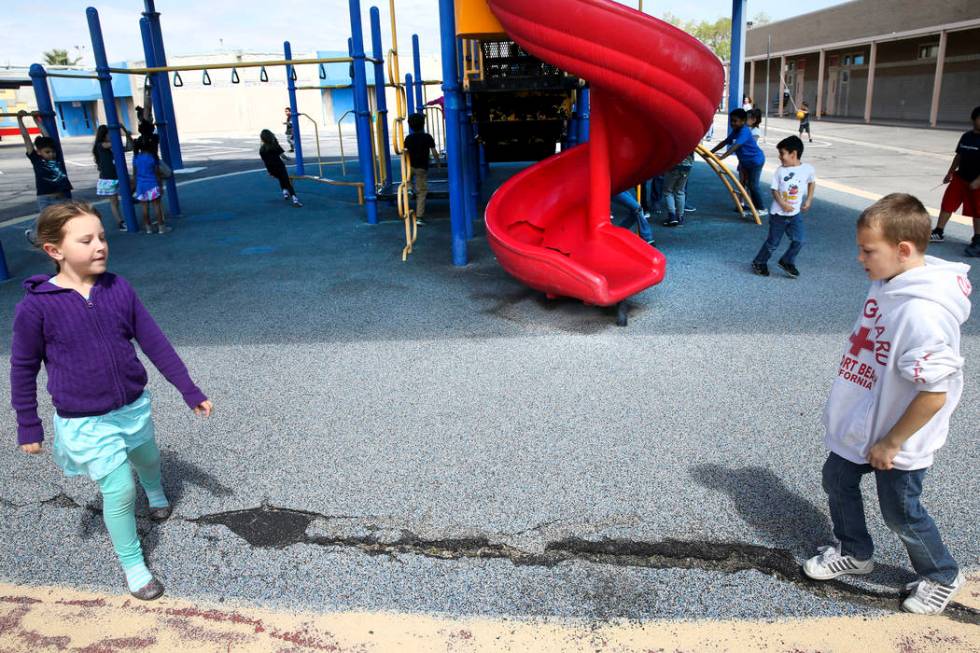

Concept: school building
[[0, 49, 441, 139], [742, 0, 980, 127]]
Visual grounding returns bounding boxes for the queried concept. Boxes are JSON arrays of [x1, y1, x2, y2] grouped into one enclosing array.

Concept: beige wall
[[746, 0, 979, 56], [123, 51, 442, 137]]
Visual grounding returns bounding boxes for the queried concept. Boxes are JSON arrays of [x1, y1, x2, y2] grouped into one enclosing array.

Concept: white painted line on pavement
[[763, 125, 951, 161]]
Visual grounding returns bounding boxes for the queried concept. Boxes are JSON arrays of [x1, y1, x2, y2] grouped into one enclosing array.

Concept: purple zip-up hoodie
[[10, 273, 207, 445]]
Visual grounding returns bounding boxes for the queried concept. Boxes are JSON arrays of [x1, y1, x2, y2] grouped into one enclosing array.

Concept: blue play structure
[[6, 0, 752, 278]]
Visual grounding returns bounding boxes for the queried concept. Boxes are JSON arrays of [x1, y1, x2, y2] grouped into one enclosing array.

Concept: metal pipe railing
[[107, 57, 353, 75]]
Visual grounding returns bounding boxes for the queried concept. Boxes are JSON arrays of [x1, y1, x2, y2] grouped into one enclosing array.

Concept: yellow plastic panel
[[455, 0, 507, 39]]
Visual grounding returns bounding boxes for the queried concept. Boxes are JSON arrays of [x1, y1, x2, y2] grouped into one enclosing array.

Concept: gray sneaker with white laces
[[902, 572, 964, 615], [802, 545, 874, 580]]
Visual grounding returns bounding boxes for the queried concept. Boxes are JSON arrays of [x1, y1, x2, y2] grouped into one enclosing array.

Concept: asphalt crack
[[194, 505, 980, 624]]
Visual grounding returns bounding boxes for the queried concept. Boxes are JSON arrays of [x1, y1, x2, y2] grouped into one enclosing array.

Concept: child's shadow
[[690, 464, 915, 585], [81, 451, 234, 561], [690, 464, 833, 554]]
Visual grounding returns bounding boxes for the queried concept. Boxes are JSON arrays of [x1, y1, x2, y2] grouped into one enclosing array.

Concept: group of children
[[17, 95, 172, 235], [6, 98, 978, 616]]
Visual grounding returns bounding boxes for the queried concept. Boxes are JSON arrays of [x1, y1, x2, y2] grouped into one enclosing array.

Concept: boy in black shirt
[[17, 110, 72, 213], [403, 113, 439, 221], [932, 105, 980, 256]]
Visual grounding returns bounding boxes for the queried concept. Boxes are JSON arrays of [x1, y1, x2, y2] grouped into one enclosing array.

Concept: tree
[[660, 14, 732, 61], [751, 12, 772, 26], [43, 49, 82, 66]]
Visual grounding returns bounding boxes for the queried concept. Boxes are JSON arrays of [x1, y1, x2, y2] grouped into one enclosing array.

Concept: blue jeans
[[613, 191, 653, 241], [822, 453, 959, 584], [741, 163, 764, 212], [753, 213, 805, 265], [662, 166, 692, 215]]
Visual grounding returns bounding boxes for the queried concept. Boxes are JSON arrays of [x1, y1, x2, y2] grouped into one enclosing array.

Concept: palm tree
[[42, 49, 82, 66]]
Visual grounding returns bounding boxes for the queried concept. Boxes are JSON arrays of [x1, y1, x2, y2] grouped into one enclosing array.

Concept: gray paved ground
[[0, 120, 977, 623]]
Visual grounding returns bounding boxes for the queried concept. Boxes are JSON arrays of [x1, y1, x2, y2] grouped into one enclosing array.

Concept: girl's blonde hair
[[34, 201, 102, 271]]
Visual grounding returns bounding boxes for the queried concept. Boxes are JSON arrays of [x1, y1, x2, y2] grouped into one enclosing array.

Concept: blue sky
[[1, 1, 849, 67]]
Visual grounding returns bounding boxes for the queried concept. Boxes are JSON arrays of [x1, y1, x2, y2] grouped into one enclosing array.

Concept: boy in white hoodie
[[804, 193, 972, 615]]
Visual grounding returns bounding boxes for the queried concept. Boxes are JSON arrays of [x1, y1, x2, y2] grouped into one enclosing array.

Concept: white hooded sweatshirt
[[823, 256, 972, 470]]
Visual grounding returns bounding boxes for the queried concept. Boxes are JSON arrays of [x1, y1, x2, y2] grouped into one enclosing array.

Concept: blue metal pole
[[139, 17, 180, 217], [27, 65, 65, 171], [85, 10, 138, 233], [566, 100, 579, 149], [405, 73, 416, 117], [142, 1, 183, 169], [349, 0, 378, 224], [438, 0, 467, 266], [479, 143, 489, 182], [577, 86, 591, 143], [728, 0, 747, 112], [461, 119, 474, 239], [284, 41, 305, 177], [412, 34, 424, 110], [370, 7, 393, 187]]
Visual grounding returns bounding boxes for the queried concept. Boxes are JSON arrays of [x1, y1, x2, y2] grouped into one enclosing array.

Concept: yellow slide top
[[455, 0, 507, 39]]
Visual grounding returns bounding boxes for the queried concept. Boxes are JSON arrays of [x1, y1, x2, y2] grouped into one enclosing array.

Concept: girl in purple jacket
[[10, 201, 212, 600]]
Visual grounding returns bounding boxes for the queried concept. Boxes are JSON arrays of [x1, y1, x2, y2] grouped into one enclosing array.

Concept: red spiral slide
[[484, 0, 724, 306]]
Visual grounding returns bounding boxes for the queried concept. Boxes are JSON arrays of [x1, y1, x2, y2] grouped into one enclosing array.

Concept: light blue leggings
[[96, 440, 166, 570]]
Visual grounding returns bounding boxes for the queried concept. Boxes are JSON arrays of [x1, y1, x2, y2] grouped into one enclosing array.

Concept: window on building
[[918, 44, 939, 59], [843, 55, 851, 65], [853, 54, 865, 65]]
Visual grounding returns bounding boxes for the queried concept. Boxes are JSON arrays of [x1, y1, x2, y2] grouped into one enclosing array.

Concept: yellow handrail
[[695, 145, 762, 225], [297, 112, 323, 179], [336, 109, 355, 177], [388, 0, 417, 261]]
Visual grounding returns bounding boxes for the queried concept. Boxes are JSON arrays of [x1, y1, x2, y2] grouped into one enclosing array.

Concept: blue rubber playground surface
[[0, 159, 977, 623]]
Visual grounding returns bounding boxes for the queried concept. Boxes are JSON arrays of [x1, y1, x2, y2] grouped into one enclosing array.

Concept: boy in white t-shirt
[[804, 194, 971, 615], [751, 136, 816, 278]]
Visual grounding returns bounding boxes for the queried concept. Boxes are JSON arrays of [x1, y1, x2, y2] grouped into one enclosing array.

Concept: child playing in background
[[662, 152, 695, 227], [404, 113, 439, 222], [612, 191, 655, 246], [284, 107, 295, 152], [805, 193, 970, 616], [931, 105, 980, 256], [17, 110, 73, 213], [131, 140, 170, 234], [11, 201, 212, 600], [712, 108, 766, 216], [93, 125, 134, 231], [735, 109, 764, 212], [752, 135, 816, 278], [798, 102, 812, 143], [259, 129, 302, 207]]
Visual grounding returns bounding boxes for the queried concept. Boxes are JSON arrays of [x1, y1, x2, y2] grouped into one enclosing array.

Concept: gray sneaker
[[803, 544, 874, 580], [157, 224, 173, 234], [902, 572, 965, 615]]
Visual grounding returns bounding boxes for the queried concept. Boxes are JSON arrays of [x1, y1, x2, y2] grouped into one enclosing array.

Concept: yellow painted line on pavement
[[1, 579, 978, 652]]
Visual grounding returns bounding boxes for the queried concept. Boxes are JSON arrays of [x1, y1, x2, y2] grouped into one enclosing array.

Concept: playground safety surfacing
[[0, 161, 978, 649]]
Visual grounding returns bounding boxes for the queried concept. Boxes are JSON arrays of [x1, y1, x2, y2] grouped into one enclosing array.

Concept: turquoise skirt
[[53, 390, 155, 481]]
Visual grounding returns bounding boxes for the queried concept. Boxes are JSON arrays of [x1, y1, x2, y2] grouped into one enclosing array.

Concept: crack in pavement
[[193, 505, 980, 625]]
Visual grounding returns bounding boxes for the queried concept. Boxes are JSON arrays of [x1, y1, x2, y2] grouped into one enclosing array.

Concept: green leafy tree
[[42, 49, 82, 66], [660, 14, 732, 60]]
